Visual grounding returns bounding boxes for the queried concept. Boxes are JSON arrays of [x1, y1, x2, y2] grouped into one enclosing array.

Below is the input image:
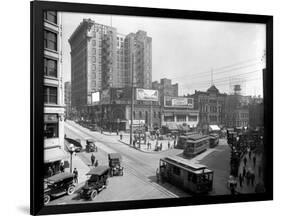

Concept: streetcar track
[[65, 122, 179, 198]]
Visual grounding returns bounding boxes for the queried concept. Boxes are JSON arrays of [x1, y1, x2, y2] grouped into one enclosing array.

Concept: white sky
[[61, 12, 266, 97]]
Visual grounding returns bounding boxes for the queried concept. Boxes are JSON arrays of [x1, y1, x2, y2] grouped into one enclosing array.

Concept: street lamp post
[[130, 53, 134, 145], [69, 144, 75, 173]]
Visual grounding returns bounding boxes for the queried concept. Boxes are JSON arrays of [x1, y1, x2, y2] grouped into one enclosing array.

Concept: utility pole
[[130, 53, 134, 145]]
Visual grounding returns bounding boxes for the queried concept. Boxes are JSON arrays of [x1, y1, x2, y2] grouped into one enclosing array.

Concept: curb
[[101, 132, 130, 137]]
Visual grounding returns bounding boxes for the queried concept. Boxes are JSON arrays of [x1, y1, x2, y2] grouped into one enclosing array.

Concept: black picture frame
[[31, 1, 273, 215]]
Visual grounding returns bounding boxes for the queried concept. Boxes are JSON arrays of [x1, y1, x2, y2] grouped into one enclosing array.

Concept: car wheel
[[67, 185, 75, 195], [44, 195, 50, 205], [90, 190, 97, 200]]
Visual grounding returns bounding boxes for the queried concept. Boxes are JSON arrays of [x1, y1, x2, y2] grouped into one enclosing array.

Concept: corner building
[[43, 11, 66, 177], [68, 19, 118, 113], [69, 19, 154, 129]]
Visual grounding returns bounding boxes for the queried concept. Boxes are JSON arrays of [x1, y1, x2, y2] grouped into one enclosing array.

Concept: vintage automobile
[[86, 139, 98, 152], [80, 166, 110, 200], [88, 123, 99, 131], [44, 172, 76, 205], [65, 137, 82, 152], [108, 153, 124, 176]]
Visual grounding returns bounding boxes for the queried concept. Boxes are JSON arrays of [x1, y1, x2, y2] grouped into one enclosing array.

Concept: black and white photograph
[[26, 1, 274, 215], [42, 10, 267, 206]]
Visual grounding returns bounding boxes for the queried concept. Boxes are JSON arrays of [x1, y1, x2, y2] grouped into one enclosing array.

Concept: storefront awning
[[209, 125, 220, 131], [44, 147, 68, 163]]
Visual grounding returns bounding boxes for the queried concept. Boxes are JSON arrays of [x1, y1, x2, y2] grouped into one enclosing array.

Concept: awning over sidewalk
[[209, 125, 220, 131], [44, 147, 68, 163]]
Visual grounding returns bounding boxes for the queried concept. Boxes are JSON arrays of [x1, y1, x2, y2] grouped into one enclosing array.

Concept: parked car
[[108, 153, 124, 176], [44, 172, 76, 205], [86, 139, 98, 152], [88, 123, 99, 131], [65, 137, 82, 152], [80, 166, 110, 200]]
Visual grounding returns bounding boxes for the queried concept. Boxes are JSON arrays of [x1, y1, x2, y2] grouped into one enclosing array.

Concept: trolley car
[[183, 134, 209, 157], [209, 133, 219, 148], [159, 156, 213, 194], [176, 132, 199, 149]]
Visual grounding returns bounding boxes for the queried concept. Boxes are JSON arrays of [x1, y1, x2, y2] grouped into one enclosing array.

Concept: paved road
[[48, 121, 231, 205], [48, 121, 189, 205]]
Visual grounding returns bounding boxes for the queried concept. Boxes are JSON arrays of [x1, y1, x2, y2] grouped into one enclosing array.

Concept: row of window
[[163, 115, 198, 122], [133, 111, 161, 119]]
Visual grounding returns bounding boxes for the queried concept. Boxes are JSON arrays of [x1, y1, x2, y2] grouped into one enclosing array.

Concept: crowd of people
[[227, 130, 264, 195]]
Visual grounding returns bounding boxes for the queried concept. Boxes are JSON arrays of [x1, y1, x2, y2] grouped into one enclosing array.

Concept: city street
[[48, 121, 232, 205]]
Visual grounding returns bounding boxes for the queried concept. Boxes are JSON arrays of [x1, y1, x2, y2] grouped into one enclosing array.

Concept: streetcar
[[183, 134, 209, 157], [159, 156, 213, 194], [176, 132, 199, 149], [209, 133, 219, 148]]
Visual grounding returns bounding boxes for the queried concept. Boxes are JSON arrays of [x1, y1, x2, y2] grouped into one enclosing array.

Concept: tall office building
[[116, 34, 126, 88], [69, 19, 153, 116], [43, 11, 65, 177], [68, 19, 118, 111], [125, 31, 152, 88]]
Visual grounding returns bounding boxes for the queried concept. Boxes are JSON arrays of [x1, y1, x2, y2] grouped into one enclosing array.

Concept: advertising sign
[[129, 120, 145, 125], [172, 97, 188, 106], [136, 88, 158, 101], [164, 96, 194, 108], [91, 92, 100, 104]]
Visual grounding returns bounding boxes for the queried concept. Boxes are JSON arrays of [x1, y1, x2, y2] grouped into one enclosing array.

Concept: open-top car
[[44, 172, 76, 205], [65, 137, 82, 152], [80, 166, 110, 200], [108, 153, 124, 176], [86, 139, 98, 152]]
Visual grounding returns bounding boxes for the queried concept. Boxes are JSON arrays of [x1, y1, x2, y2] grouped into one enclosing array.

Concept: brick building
[[153, 78, 199, 129], [191, 85, 227, 133]]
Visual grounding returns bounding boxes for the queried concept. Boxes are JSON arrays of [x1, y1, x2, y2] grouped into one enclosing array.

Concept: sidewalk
[[101, 131, 128, 137], [119, 136, 176, 153], [235, 150, 264, 194], [64, 153, 90, 184]]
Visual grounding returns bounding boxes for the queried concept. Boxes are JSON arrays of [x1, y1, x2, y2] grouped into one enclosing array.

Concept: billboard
[[164, 96, 194, 108], [136, 88, 159, 101], [91, 92, 100, 103], [172, 97, 188, 106]]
